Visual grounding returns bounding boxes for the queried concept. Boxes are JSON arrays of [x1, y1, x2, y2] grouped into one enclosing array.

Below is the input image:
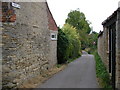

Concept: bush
[[57, 24, 81, 64], [57, 28, 69, 64], [62, 24, 81, 59]]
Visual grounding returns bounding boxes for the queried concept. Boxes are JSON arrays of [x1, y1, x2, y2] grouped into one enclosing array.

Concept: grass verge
[[93, 51, 112, 89]]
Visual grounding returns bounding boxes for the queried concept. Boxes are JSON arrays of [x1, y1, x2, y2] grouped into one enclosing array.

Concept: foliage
[[65, 9, 92, 49], [57, 24, 81, 64], [62, 24, 81, 59], [57, 27, 69, 64], [65, 9, 91, 34], [87, 31, 98, 53], [93, 51, 112, 88], [57, 9, 98, 64], [58, 8, 112, 89]]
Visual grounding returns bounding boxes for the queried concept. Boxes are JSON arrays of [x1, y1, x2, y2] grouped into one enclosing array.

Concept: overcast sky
[[47, 0, 120, 32]]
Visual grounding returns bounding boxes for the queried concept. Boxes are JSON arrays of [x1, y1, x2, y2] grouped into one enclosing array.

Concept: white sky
[[47, 0, 120, 33]]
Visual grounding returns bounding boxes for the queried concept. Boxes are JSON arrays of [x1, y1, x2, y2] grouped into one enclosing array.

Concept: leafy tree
[[65, 10, 91, 34], [85, 31, 98, 53], [62, 24, 81, 59], [65, 9, 92, 50], [57, 24, 81, 64], [89, 31, 98, 49], [57, 9, 98, 64]]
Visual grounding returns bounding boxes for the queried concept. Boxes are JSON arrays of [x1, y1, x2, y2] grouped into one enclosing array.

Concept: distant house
[[1, 1, 58, 89], [98, 6, 120, 88]]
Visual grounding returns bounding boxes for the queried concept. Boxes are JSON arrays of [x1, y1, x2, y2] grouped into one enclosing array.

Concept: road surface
[[38, 51, 98, 88]]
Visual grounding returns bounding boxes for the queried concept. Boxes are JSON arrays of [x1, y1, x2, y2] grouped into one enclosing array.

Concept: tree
[[65, 9, 92, 50], [62, 24, 81, 58], [57, 24, 81, 64], [65, 9, 91, 34], [87, 31, 98, 53]]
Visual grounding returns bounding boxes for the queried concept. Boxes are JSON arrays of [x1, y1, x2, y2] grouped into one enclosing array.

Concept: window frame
[[51, 33, 57, 40]]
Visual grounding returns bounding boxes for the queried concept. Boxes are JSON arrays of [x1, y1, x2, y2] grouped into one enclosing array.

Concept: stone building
[[98, 6, 120, 88], [46, 3, 58, 67], [0, 2, 58, 89]]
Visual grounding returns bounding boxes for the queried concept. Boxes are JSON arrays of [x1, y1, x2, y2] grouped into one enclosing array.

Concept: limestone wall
[[116, 11, 120, 88], [1, 2, 56, 89], [98, 28, 109, 72], [98, 8, 120, 88], [49, 30, 58, 67]]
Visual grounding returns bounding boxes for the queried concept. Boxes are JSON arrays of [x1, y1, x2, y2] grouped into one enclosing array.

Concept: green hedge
[[57, 24, 81, 64], [57, 28, 69, 64]]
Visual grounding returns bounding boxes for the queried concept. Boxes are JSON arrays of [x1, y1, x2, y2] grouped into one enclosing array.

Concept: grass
[[93, 50, 112, 89]]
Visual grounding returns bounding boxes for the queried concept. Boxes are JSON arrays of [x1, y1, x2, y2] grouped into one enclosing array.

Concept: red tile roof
[[46, 2, 58, 31]]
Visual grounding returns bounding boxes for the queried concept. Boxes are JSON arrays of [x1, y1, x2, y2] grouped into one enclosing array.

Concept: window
[[51, 33, 57, 40]]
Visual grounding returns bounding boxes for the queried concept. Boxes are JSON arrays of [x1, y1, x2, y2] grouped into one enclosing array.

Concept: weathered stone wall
[[98, 8, 120, 88], [49, 30, 58, 67], [2, 2, 55, 88], [98, 28, 109, 71], [98, 32, 104, 60], [116, 10, 120, 88], [0, 2, 2, 90]]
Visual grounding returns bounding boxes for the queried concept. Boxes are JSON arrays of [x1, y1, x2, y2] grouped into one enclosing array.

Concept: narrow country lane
[[38, 51, 99, 88]]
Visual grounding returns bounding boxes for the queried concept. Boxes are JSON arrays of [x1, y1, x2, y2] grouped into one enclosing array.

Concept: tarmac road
[[38, 51, 99, 88]]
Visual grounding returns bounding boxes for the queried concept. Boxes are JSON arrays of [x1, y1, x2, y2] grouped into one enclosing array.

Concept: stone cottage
[[0, 1, 58, 89], [98, 4, 120, 89]]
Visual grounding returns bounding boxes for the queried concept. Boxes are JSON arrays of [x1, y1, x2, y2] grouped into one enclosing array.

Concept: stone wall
[[116, 10, 120, 88], [0, 2, 2, 90], [98, 28, 109, 71], [98, 7, 120, 88], [46, 2, 58, 67], [49, 30, 58, 67], [1, 2, 57, 89]]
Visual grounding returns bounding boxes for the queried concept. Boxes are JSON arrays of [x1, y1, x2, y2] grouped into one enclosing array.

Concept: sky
[[47, 0, 120, 33]]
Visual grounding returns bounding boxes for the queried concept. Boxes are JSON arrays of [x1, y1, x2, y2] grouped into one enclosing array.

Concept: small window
[[52, 35, 55, 38], [51, 33, 57, 40]]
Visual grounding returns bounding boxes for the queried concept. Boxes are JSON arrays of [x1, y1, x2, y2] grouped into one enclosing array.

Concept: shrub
[[57, 24, 81, 64], [62, 24, 81, 59], [57, 28, 69, 64]]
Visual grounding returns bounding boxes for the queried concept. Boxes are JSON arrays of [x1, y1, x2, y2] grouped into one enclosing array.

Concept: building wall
[[46, 2, 58, 67], [116, 11, 120, 88], [98, 7, 120, 88], [49, 30, 58, 67], [0, 2, 2, 90], [1, 2, 57, 88], [98, 29, 109, 71]]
